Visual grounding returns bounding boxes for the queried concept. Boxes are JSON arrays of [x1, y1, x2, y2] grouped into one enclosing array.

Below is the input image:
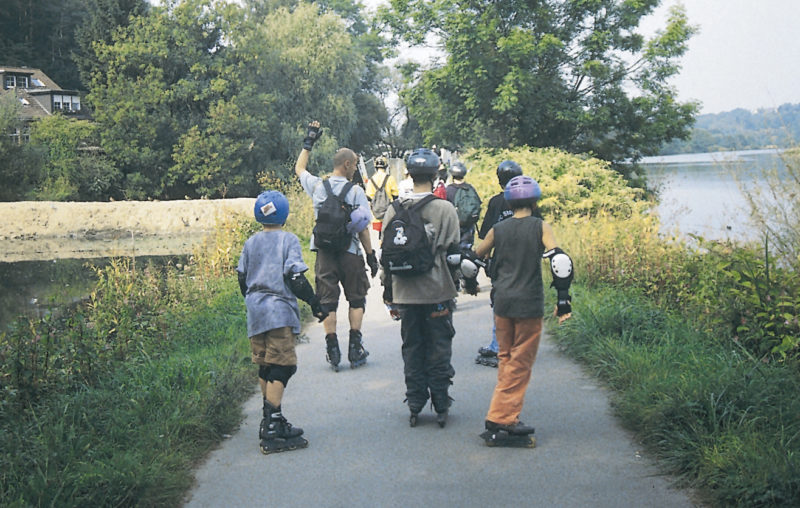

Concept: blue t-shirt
[[237, 230, 308, 336], [299, 171, 370, 254]]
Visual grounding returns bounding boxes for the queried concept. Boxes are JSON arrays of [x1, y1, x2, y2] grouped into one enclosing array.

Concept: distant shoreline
[[0, 198, 253, 262]]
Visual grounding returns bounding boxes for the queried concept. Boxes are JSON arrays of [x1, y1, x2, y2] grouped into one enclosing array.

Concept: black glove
[[303, 122, 323, 150], [556, 290, 572, 317], [383, 272, 393, 303], [310, 297, 328, 323], [366, 251, 379, 278], [463, 276, 479, 296]]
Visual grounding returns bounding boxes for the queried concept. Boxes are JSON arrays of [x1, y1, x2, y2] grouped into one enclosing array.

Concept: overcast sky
[[642, 0, 800, 114], [364, 0, 800, 115]]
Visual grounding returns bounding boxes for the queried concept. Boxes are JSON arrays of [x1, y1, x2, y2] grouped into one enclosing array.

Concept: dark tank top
[[491, 216, 545, 318]]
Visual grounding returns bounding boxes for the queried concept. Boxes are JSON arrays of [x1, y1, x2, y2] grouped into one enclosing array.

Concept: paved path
[[185, 272, 696, 507]]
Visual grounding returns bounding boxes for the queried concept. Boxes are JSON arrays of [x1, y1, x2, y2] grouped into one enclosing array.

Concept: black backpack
[[380, 194, 438, 276], [313, 179, 355, 252]]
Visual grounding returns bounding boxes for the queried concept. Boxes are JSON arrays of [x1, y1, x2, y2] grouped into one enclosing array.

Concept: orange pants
[[486, 315, 543, 425]]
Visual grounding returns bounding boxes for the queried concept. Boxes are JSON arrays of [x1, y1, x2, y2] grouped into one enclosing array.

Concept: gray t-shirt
[[491, 216, 545, 318], [299, 171, 371, 255], [237, 230, 308, 336], [382, 193, 460, 305]]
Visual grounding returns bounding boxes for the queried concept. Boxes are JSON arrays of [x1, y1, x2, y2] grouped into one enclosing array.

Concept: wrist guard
[[285, 271, 316, 304], [303, 123, 323, 150], [237, 271, 247, 297]]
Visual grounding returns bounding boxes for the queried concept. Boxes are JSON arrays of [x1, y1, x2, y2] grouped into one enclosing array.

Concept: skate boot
[[481, 420, 536, 448], [405, 399, 424, 427], [475, 346, 498, 368], [431, 393, 453, 428], [325, 334, 341, 372], [347, 330, 369, 369], [259, 402, 308, 455]]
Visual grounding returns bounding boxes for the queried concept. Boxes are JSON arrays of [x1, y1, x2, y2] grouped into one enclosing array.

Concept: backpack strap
[[338, 181, 355, 202], [380, 174, 389, 191], [323, 179, 355, 204], [408, 193, 438, 211]]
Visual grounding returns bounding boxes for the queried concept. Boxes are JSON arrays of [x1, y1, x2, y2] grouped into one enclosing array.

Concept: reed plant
[[550, 286, 800, 505]]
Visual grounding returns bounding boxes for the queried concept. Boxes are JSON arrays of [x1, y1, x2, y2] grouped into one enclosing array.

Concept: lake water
[[640, 149, 789, 242], [0, 235, 199, 330]]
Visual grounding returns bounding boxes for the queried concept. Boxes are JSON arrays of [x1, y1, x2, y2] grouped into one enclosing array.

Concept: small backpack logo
[[393, 226, 407, 246]]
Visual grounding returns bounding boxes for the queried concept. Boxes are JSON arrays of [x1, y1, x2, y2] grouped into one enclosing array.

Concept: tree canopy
[[382, 0, 698, 168]]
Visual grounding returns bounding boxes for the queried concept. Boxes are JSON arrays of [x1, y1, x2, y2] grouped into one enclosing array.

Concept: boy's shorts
[[315, 250, 370, 306], [249, 326, 296, 366]]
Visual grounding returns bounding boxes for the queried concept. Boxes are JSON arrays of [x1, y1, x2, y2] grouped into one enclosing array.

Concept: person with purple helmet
[[237, 190, 328, 454], [474, 160, 525, 368], [473, 175, 574, 447]]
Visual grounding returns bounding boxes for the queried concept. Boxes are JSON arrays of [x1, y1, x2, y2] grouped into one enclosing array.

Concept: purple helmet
[[346, 206, 372, 234], [254, 190, 290, 224], [504, 175, 541, 204]]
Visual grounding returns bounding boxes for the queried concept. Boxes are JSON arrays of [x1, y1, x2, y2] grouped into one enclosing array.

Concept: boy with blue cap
[[237, 190, 327, 454]]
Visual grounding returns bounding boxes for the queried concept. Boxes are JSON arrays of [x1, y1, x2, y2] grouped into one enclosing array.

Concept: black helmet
[[497, 160, 522, 187], [374, 155, 388, 169], [406, 148, 440, 178], [450, 162, 467, 179]]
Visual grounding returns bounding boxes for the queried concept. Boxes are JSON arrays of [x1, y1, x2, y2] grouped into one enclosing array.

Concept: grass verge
[[549, 285, 800, 506], [1, 279, 254, 507]]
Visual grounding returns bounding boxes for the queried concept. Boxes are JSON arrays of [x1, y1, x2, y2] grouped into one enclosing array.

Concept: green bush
[[463, 146, 650, 220]]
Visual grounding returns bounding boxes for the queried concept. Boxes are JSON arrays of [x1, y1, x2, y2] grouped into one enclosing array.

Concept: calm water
[[0, 238, 195, 330], [640, 149, 789, 241]]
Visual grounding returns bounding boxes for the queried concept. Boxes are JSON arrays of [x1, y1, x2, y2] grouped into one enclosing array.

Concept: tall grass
[[550, 286, 800, 506]]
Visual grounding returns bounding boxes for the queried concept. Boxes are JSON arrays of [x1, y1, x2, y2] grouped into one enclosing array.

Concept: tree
[[29, 114, 120, 201], [0, 94, 42, 201], [383, 0, 698, 170], [90, 0, 386, 199], [73, 0, 149, 89], [88, 0, 235, 199]]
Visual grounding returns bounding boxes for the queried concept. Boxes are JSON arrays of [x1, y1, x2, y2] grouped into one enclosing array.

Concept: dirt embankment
[[1, 198, 253, 262]]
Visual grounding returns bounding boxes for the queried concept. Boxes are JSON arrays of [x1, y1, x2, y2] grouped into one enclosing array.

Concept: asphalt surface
[[185, 269, 697, 507]]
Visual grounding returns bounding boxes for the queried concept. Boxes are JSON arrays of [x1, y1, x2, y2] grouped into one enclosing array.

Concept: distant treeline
[[661, 103, 800, 154]]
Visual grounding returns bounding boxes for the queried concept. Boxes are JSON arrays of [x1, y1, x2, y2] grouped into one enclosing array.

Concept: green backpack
[[453, 184, 481, 227]]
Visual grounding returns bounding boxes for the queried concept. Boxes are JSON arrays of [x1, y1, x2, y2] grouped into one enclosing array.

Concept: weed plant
[[550, 286, 800, 506], [0, 192, 315, 505]]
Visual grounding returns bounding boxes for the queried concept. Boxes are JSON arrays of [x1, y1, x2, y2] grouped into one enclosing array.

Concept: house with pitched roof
[[1, 66, 89, 142]]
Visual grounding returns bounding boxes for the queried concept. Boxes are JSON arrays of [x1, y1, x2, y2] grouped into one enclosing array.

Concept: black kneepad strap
[[321, 301, 338, 314], [266, 364, 297, 387], [348, 298, 366, 310]]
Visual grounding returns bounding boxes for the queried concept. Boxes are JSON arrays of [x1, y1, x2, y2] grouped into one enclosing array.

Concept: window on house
[[53, 94, 62, 110], [4, 75, 30, 89], [71, 96, 81, 111]]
